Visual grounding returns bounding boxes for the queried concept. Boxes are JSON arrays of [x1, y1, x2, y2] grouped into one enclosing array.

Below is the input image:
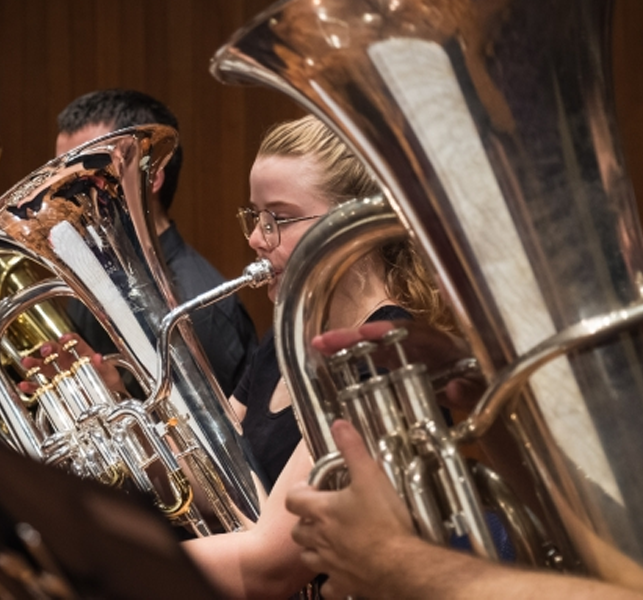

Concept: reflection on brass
[[0, 125, 271, 539], [0, 253, 73, 374], [213, 0, 643, 590]]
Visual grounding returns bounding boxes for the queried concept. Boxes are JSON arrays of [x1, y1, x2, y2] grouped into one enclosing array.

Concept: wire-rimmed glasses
[[236, 207, 322, 250]]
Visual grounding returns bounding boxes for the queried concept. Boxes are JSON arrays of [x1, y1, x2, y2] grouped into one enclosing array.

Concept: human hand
[[286, 420, 416, 599], [312, 320, 485, 411], [19, 333, 125, 396]]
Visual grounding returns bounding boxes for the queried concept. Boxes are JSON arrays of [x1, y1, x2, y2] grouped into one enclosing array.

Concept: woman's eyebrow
[[263, 200, 298, 212]]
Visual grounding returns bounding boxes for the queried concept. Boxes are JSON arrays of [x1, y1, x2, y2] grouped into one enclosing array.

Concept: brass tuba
[[0, 125, 272, 537], [212, 0, 643, 589]]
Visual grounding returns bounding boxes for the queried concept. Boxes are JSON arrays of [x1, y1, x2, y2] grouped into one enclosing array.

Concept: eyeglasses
[[236, 207, 322, 250]]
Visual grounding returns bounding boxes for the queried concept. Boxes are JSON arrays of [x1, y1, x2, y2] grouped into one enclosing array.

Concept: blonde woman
[[24, 114, 450, 598], [179, 114, 455, 598]]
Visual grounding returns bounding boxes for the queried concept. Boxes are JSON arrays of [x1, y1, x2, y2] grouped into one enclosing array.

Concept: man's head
[[55, 89, 183, 212]]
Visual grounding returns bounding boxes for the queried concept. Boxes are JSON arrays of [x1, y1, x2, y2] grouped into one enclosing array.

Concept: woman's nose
[[247, 223, 267, 251]]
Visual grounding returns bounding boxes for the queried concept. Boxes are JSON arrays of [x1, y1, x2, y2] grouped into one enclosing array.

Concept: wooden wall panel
[[0, 0, 640, 339], [613, 0, 643, 222], [0, 0, 302, 337]]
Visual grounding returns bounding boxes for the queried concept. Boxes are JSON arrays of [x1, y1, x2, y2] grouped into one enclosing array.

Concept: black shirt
[[234, 305, 413, 490]]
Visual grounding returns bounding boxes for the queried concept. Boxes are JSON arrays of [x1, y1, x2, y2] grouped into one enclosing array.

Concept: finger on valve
[[19, 333, 123, 397], [58, 333, 126, 394], [19, 338, 67, 394]]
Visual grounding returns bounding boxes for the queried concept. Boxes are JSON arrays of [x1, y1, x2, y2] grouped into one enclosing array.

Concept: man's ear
[[151, 168, 165, 194]]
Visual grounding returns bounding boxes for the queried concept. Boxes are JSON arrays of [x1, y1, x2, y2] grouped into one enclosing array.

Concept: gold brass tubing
[[157, 471, 194, 518], [98, 463, 127, 488]]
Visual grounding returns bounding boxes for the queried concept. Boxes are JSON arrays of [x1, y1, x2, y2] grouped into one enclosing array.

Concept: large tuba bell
[[212, 0, 643, 589], [0, 125, 272, 537]]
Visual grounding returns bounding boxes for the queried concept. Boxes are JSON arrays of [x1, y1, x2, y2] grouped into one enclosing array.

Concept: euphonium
[[0, 125, 272, 537], [212, 0, 643, 589]]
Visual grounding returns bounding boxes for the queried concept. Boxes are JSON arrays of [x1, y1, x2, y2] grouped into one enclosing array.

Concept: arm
[[183, 439, 317, 599], [286, 420, 643, 600], [349, 536, 643, 600], [228, 395, 247, 423]]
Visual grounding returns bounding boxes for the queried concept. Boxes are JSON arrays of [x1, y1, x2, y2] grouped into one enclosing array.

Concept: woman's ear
[[151, 167, 166, 194]]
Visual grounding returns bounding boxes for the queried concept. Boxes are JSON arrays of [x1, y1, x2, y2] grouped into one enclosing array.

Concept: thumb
[[331, 420, 378, 485]]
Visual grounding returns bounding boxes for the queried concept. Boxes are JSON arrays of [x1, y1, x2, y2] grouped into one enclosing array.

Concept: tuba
[[212, 0, 643, 589], [0, 125, 272, 537]]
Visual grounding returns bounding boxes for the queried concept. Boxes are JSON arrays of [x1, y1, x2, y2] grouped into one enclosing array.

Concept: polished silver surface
[[273, 195, 406, 459], [276, 196, 501, 558], [0, 126, 269, 535], [150, 258, 274, 412], [213, 0, 643, 587]]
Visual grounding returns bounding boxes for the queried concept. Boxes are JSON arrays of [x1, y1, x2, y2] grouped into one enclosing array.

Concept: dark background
[[0, 0, 641, 337]]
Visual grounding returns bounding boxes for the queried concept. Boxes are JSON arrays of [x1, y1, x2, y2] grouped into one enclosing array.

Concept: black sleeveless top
[[234, 305, 413, 490]]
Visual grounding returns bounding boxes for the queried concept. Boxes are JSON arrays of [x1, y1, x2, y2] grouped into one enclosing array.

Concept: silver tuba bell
[[0, 125, 271, 537], [212, 0, 643, 590]]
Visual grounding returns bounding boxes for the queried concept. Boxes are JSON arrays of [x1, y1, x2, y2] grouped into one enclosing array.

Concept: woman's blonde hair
[[258, 115, 453, 329], [259, 114, 379, 204]]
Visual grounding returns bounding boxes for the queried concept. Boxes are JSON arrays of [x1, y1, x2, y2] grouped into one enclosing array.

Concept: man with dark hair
[[57, 89, 182, 215], [56, 88, 257, 397]]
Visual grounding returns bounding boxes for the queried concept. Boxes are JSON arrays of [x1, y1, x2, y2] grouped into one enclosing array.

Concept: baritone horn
[[212, 0, 643, 589], [0, 125, 272, 537]]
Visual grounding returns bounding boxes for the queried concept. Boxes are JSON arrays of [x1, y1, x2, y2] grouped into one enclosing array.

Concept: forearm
[[183, 529, 310, 599], [371, 536, 643, 600], [183, 441, 316, 599], [183, 532, 246, 597]]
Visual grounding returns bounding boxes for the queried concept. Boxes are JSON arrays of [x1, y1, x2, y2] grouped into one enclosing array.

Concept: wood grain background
[[0, 0, 303, 336], [0, 0, 641, 337]]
